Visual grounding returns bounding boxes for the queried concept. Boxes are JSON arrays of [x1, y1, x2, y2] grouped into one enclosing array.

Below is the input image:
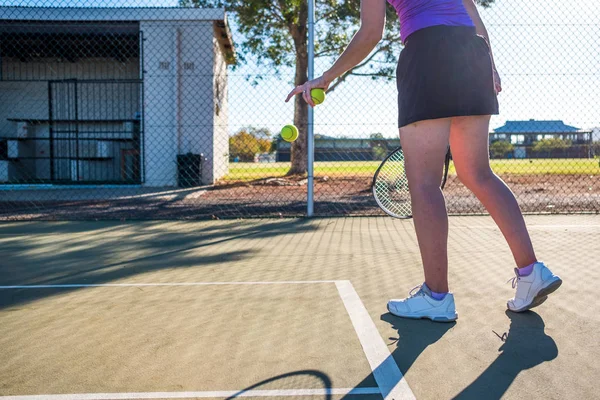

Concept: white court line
[[0, 387, 380, 400], [0, 281, 338, 289], [336, 280, 416, 400]]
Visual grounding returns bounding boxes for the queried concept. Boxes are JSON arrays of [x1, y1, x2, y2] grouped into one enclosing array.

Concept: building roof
[[0, 6, 236, 64], [1, 6, 224, 21], [493, 119, 585, 134]]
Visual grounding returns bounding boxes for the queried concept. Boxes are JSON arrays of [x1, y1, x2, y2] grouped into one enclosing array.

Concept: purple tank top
[[387, 0, 475, 42]]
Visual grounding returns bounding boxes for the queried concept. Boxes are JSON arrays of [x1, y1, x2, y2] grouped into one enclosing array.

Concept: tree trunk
[[288, 52, 309, 175], [288, 3, 308, 175]]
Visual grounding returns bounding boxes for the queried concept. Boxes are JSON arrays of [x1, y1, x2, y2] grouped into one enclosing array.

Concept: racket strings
[[373, 150, 412, 218], [373, 147, 451, 219]]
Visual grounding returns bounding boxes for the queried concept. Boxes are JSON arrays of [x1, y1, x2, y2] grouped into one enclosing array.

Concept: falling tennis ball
[[311, 88, 326, 105], [281, 124, 299, 142]]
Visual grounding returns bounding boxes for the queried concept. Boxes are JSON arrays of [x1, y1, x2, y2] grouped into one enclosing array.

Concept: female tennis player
[[286, 0, 562, 321]]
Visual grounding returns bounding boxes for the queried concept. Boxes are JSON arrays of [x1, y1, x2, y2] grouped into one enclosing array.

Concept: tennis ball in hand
[[281, 124, 299, 142], [311, 88, 326, 105]]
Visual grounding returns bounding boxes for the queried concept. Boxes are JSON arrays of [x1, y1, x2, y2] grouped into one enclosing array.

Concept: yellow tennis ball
[[311, 88, 326, 105], [281, 124, 299, 142]]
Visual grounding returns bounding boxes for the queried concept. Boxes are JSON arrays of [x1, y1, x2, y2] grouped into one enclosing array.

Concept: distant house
[[276, 136, 400, 162], [490, 119, 592, 158]]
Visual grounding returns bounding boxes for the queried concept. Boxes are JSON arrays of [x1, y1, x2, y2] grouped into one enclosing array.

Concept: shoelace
[[408, 284, 424, 297], [507, 275, 520, 289]]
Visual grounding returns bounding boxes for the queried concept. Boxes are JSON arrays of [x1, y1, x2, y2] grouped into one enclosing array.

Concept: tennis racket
[[372, 147, 451, 219]]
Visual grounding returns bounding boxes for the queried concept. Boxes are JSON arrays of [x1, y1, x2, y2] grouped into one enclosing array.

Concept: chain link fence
[[0, 1, 598, 220]]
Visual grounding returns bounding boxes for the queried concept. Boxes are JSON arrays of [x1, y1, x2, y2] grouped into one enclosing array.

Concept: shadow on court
[[0, 218, 317, 310], [380, 313, 457, 380], [453, 310, 558, 399], [339, 315, 456, 400], [337, 310, 557, 400]]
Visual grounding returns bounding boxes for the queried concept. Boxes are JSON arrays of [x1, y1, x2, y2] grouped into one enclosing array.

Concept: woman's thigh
[[449, 115, 493, 184], [399, 118, 451, 187]]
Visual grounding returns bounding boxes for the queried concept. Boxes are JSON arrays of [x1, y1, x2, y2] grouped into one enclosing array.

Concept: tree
[[489, 140, 514, 158], [532, 138, 571, 156], [229, 126, 274, 162], [369, 132, 387, 160], [181, 0, 495, 174], [591, 141, 600, 157], [593, 142, 600, 167]]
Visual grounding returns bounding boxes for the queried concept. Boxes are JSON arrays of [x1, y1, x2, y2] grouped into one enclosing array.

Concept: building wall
[[212, 29, 229, 182], [140, 21, 179, 186], [0, 81, 47, 137], [177, 22, 218, 184], [141, 20, 222, 187]]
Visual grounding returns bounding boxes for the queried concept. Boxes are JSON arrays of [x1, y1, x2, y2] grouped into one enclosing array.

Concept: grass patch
[[223, 159, 600, 182]]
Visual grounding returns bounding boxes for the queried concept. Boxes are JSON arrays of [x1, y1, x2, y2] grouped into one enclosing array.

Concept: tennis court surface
[[1, 215, 599, 400]]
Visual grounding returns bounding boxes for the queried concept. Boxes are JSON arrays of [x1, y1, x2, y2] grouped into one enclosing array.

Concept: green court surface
[[224, 159, 600, 181], [1, 215, 599, 400]]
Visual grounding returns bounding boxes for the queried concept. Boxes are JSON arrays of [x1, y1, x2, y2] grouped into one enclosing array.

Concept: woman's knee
[[408, 179, 443, 199], [456, 165, 495, 189]]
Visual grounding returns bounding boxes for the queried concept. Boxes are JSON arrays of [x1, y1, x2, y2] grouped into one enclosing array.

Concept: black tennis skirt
[[396, 25, 499, 128]]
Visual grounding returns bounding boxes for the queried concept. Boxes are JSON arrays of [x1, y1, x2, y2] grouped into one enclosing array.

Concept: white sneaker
[[387, 283, 458, 322], [507, 261, 562, 313]]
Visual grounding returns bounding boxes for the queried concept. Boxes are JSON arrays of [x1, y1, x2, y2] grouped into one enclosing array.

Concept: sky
[[6, 0, 600, 139]]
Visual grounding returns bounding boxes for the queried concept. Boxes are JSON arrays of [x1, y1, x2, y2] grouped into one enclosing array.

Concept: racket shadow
[[225, 369, 333, 399]]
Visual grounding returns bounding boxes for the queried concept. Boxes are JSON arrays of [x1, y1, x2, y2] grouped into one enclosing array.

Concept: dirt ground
[[0, 174, 598, 220]]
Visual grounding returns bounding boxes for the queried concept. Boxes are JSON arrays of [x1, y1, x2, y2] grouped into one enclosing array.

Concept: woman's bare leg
[[449, 115, 537, 268], [399, 118, 452, 293]]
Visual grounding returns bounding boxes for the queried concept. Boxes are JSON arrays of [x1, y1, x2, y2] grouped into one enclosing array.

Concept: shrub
[[489, 140, 514, 158]]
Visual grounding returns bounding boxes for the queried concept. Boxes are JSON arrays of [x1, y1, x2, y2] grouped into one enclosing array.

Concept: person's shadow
[[453, 310, 558, 399], [380, 313, 457, 376], [341, 314, 456, 399], [345, 310, 557, 400]]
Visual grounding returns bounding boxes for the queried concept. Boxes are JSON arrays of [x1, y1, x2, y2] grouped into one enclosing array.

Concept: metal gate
[[48, 79, 143, 184]]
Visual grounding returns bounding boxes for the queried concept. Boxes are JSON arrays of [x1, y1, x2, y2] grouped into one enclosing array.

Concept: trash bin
[[177, 153, 203, 187]]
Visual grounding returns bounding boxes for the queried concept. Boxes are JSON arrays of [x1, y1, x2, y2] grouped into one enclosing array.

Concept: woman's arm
[[322, 0, 386, 84], [462, 0, 502, 93], [285, 0, 387, 106]]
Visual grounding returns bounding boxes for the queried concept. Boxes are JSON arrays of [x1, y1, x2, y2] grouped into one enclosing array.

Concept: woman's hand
[[493, 69, 502, 94], [285, 75, 331, 107]]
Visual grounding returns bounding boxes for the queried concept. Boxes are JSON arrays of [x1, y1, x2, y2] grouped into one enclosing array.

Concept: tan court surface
[[1, 215, 599, 400]]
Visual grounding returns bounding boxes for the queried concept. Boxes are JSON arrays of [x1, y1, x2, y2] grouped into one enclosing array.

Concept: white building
[[0, 6, 235, 186]]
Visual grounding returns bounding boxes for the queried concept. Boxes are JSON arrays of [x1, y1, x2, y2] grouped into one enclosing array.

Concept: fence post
[[307, 0, 315, 217]]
